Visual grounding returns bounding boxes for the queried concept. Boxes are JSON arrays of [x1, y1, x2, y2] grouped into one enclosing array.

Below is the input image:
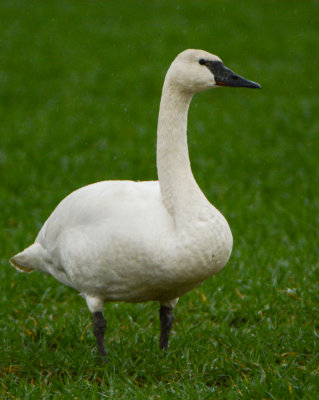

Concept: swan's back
[[38, 180, 172, 244]]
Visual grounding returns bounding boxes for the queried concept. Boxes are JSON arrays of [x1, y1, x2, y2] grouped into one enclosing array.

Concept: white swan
[[10, 49, 260, 357]]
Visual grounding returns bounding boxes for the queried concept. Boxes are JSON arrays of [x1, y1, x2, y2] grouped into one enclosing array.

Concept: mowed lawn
[[1, 0, 318, 398]]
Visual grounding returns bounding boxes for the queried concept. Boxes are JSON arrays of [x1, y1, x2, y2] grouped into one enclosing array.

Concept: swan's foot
[[159, 305, 175, 351], [93, 311, 108, 360]]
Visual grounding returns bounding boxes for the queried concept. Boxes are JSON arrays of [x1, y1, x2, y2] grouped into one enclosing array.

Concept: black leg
[[93, 311, 107, 358], [159, 305, 175, 350]]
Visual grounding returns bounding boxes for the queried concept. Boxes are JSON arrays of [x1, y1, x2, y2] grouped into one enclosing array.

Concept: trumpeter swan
[[10, 49, 261, 358]]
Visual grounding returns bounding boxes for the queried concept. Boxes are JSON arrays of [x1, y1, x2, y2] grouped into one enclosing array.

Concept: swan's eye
[[199, 59, 206, 65]]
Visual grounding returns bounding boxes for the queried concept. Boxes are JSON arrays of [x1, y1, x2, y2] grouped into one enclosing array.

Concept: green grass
[[1, 0, 319, 398]]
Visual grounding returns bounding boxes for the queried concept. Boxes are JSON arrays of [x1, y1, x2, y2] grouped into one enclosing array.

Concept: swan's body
[[32, 179, 231, 303], [10, 49, 260, 357]]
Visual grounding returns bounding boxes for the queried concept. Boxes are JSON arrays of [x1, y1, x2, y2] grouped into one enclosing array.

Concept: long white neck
[[156, 79, 207, 225]]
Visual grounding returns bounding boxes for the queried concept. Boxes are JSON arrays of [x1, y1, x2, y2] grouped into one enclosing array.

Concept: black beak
[[205, 61, 261, 89]]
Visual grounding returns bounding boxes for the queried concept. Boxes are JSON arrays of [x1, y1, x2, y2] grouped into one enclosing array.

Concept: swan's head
[[166, 49, 261, 93]]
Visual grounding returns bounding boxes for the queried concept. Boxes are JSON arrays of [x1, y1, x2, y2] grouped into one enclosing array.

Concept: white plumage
[[10, 49, 260, 356]]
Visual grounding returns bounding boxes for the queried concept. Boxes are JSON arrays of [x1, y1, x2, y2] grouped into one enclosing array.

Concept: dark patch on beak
[[205, 61, 261, 89]]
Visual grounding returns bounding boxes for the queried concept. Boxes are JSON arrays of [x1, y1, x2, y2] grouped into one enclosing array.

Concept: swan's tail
[[10, 243, 52, 273]]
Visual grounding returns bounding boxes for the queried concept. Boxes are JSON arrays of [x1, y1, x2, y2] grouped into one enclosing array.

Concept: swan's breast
[[171, 205, 233, 284]]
